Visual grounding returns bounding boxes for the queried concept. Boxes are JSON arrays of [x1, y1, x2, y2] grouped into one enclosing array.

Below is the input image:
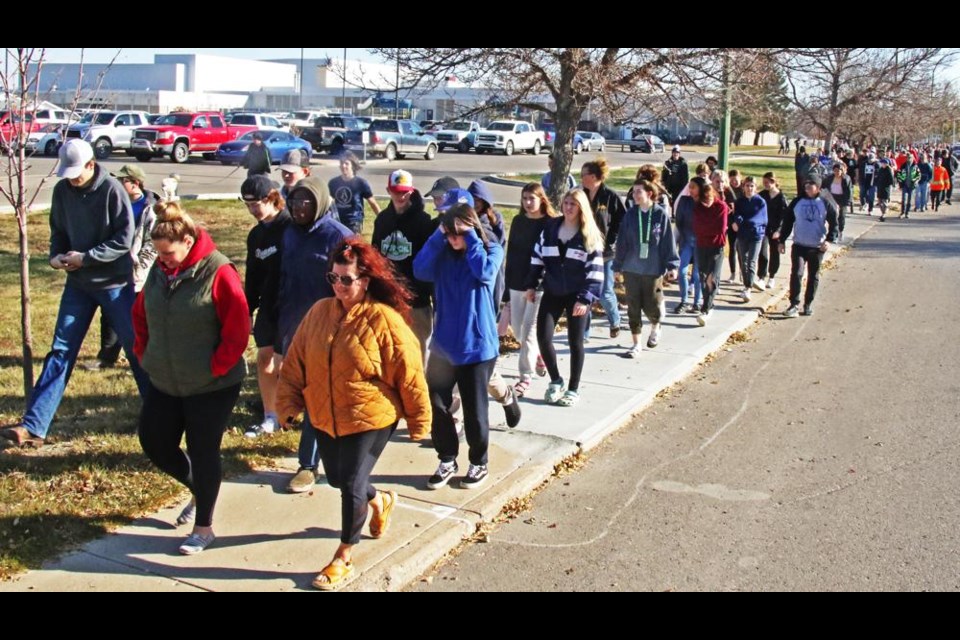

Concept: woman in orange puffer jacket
[[277, 238, 431, 591]]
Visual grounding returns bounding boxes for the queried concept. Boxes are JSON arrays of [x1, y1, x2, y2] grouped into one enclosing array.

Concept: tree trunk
[[753, 130, 761, 146], [545, 100, 585, 207], [17, 208, 34, 399]]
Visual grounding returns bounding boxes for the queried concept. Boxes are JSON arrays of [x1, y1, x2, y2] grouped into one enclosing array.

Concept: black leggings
[[696, 246, 725, 312], [758, 236, 781, 279], [138, 383, 241, 528], [316, 424, 396, 545], [537, 292, 588, 392], [726, 228, 739, 276]]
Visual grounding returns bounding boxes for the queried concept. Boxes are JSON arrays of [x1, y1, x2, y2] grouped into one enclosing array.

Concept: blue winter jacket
[[413, 227, 504, 366], [733, 195, 768, 242]]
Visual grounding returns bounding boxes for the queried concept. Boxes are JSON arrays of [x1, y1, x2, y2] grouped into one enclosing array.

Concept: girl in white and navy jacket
[[525, 189, 605, 408]]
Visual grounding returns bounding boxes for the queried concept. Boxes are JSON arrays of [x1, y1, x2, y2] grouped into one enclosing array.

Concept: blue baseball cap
[[436, 188, 474, 212]]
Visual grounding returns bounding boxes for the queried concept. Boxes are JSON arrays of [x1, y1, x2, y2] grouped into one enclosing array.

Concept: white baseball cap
[[57, 139, 94, 179]]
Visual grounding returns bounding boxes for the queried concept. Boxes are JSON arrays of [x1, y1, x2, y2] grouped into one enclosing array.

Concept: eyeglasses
[[325, 272, 363, 286]]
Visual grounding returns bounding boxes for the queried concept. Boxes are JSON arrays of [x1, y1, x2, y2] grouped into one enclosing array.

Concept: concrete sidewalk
[[1, 212, 881, 592]]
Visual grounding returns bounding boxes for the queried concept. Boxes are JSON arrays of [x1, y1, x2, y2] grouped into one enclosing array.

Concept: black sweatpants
[[316, 424, 396, 545], [758, 236, 782, 280], [537, 292, 589, 392], [696, 246, 725, 312], [138, 382, 241, 528], [789, 244, 825, 308], [428, 352, 496, 467], [726, 228, 739, 277]]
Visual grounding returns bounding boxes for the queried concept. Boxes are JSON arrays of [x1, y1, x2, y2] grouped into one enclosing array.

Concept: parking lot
[[20, 145, 674, 207]]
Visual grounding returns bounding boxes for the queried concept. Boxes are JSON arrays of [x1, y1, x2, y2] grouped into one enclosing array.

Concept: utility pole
[[341, 48, 347, 113], [298, 48, 304, 110]]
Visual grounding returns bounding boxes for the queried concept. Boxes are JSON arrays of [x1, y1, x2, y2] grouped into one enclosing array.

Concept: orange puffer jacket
[[277, 296, 431, 440]]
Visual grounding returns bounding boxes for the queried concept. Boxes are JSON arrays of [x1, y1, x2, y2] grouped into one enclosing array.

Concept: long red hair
[[331, 238, 414, 321]]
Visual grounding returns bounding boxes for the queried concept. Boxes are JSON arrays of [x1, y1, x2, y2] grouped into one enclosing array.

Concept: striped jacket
[[525, 217, 604, 305]]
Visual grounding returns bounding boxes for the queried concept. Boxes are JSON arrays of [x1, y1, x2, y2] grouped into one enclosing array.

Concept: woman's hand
[[525, 288, 537, 303], [572, 302, 588, 317]]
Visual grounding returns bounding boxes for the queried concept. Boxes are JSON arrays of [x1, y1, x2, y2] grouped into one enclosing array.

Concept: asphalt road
[[18, 145, 674, 208], [413, 208, 960, 592]]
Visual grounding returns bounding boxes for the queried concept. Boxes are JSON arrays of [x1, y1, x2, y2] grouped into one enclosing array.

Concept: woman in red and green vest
[[133, 202, 251, 556]]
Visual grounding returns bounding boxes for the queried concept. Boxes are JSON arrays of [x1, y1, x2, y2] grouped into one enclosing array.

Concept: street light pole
[[342, 48, 347, 113], [394, 50, 400, 120], [299, 48, 304, 110]]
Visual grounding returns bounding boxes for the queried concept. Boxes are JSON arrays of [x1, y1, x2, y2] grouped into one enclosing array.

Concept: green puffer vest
[[141, 251, 246, 397]]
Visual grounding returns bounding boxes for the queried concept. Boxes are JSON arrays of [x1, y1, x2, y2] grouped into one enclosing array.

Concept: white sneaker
[[646, 324, 662, 348], [766, 278, 776, 289], [697, 310, 711, 327], [751, 281, 766, 292], [244, 417, 278, 439], [740, 289, 751, 302]]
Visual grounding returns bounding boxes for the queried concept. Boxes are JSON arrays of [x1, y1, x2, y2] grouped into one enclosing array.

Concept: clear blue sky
[[40, 48, 380, 64]]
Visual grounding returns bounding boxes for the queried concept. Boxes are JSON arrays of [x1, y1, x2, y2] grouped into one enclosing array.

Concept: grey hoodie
[[49, 164, 134, 291]]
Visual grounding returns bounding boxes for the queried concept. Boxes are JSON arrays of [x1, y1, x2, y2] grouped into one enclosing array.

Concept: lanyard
[[638, 208, 653, 259]]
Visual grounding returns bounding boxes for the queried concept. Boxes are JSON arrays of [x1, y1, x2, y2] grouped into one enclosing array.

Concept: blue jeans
[[677, 243, 701, 306], [584, 259, 619, 338], [915, 183, 930, 211], [901, 189, 914, 216], [298, 413, 320, 470], [23, 283, 147, 438]]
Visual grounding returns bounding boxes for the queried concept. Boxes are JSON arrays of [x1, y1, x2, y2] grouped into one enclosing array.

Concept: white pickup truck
[[475, 120, 544, 156], [434, 121, 481, 153]]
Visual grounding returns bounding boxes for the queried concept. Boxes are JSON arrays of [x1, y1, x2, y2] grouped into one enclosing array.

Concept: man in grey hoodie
[[1, 140, 148, 449]]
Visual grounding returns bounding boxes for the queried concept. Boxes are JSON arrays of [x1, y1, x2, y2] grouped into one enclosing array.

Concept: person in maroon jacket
[[133, 202, 251, 556], [692, 177, 730, 326]]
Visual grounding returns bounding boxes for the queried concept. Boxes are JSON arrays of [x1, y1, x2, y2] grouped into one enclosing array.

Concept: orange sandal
[[311, 560, 354, 591], [369, 490, 397, 539]]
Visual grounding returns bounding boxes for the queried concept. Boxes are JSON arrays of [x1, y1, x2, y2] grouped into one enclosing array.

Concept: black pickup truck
[[298, 115, 363, 155]]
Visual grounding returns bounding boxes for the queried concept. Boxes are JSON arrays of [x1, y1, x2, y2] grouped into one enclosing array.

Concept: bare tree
[[0, 48, 118, 401], [370, 48, 737, 202], [779, 48, 956, 151]]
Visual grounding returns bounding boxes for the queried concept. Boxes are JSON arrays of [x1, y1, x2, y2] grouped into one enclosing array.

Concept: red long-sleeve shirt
[[693, 199, 729, 248], [133, 229, 250, 378]]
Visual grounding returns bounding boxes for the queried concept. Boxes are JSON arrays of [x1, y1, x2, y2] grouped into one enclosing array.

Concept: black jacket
[[245, 210, 292, 320], [588, 183, 625, 260], [372, 190, 437, 308]]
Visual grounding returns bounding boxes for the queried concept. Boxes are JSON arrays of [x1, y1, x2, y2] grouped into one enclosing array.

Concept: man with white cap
[[1, 140, 148, 449]]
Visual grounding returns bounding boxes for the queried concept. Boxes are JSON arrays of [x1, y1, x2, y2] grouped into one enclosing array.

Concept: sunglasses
[[325, 272, 363, 286]]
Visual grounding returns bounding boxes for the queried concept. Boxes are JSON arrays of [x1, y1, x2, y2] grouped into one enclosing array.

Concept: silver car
[[577, 131, 606, 153]]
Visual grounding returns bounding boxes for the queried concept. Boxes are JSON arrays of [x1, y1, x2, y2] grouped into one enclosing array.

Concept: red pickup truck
[[0, 111, 42, 149], [130, 111, 247, 163]]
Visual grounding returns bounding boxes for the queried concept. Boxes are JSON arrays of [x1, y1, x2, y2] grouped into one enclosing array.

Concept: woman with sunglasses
[[277, 238, 431, 591], [414, 197, 504, 491], [276, 176, 354, 494]]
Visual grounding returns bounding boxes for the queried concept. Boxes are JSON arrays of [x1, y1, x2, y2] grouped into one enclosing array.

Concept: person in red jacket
[[931, 156, 951, 212], [692, 177, 730, 326], [133, 202, 250, 556]]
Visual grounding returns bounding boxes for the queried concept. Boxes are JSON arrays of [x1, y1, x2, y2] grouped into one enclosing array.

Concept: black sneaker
[[673, 302, 688, 314], [427, 461, 458, 490], [461, 464, 488, 490], [503, 394, 521, 428], [802, 305, 814, 316]]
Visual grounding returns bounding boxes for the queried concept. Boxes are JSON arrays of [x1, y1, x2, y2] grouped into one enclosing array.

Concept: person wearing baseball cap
[[83, 163, 162, 372], [372, 170, 437, 358], [414, 198, 504, 490], [425, 176, 461, 211], [240, 175, 291, 440], [1, 140, 148, 450], [279, 149, 311, 199]]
